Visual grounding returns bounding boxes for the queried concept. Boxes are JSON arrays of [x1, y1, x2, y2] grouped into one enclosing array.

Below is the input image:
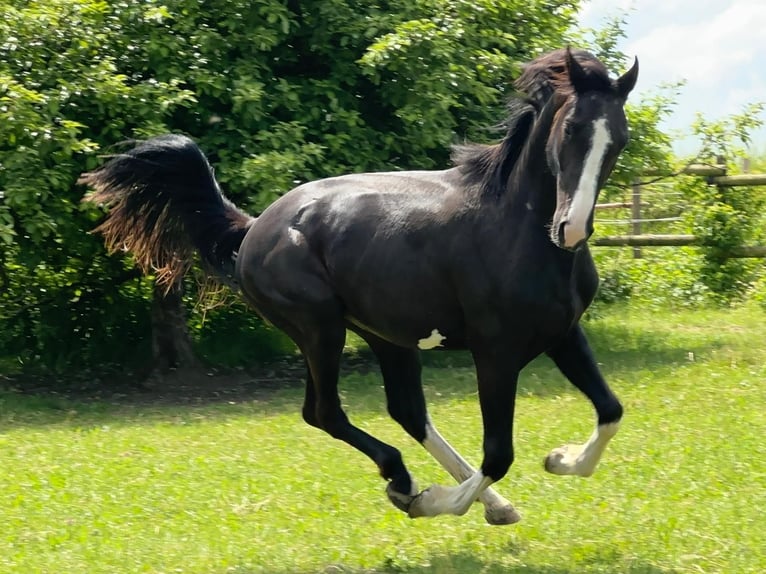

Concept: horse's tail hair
[[79, 134, 254, 290]]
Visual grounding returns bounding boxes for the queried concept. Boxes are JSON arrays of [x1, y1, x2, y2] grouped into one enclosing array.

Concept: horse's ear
[[617, 57, 639, 99], [565, 47, 590, 94]]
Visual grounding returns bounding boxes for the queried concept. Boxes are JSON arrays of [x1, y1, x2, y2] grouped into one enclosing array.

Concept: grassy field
[[1, 304, 765, 574]]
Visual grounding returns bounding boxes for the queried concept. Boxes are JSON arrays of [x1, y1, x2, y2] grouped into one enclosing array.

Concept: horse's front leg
[[408, 344, 520, 519], [421, 421, 521, 524], [362, 333, 519, 524], [544, 324, 623, 476]]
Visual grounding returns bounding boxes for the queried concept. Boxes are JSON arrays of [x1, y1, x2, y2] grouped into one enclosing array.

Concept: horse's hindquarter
[[237, 169, 471, 348]]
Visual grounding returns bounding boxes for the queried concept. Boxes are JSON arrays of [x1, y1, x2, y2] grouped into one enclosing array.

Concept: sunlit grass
[[1, 304, 765, 573]]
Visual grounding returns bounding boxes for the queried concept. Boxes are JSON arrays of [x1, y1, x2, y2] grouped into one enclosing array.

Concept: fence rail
[[593, 235, 766, 258], [595, 161, 766, 258], [680, 165, 766, 186]]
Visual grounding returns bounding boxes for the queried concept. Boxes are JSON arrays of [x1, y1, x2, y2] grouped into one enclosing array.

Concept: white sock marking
[[564, 117, 612, 248], [422, 423, 516, 518], [418, 329, 445, 350], [409, 471, 494, 517], [546, 421, 620, 477], [423, 423, 476, 482]]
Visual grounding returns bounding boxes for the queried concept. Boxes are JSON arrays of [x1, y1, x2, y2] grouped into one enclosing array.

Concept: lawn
[[1, 304, 765, 574]]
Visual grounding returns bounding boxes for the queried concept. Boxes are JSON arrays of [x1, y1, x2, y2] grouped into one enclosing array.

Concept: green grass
[[2, 304, 765, 573]]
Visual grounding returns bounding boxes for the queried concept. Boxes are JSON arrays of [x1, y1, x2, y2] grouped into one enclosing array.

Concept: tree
[[0, 0, 196, 373], [1, 0, 677, 376]]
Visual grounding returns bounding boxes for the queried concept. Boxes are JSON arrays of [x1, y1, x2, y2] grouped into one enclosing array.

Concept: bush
[[187, 297, 297, 368], [1, 0, 582, 374]]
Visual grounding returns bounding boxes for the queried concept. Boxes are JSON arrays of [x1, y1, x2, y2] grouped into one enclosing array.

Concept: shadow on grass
[[256, 548, 678, 574], [367, 316, 718, 400], [0, 314, 721, 430]]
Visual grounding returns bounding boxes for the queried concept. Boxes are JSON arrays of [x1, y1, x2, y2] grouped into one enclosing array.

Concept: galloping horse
[[81, 48, 638, 525]]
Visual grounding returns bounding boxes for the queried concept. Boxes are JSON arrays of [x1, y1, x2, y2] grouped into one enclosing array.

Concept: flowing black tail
[[80, 134, 254, 288]]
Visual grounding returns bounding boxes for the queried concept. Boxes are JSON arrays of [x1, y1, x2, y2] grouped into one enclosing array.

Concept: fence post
[[631, 179, 642, 259]]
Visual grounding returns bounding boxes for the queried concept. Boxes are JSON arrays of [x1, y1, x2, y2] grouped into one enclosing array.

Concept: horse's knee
[[481, 442, 514, 482]]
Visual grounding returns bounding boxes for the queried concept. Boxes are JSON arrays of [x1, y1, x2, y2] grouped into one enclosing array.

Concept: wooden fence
[[593, 162, 766, 258]]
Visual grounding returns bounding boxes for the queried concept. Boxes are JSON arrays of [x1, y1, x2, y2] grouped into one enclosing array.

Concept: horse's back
[[235, 167, 473, 347], [243, 166, 471, 255], [285, 168, 469, 219]]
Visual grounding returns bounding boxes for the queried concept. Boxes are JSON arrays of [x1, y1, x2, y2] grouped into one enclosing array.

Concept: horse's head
[[547, 49, 638, 250]]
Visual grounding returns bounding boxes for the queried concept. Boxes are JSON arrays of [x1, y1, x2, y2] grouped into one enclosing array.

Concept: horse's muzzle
[[555, 220, 591, 251], [560, 220, 592, 250]]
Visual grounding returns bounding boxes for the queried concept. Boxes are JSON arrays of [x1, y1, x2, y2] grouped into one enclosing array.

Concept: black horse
[[81, 48, 638, 525]]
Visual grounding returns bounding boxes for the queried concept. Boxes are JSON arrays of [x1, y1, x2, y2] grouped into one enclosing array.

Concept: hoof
[[406, 488, 431, 519], [543, 447, 568, 474], [484, 504, 522, 525], [544, 445, 592, 476], [386, 482, 415, 513], [407, 485, 445, 519]]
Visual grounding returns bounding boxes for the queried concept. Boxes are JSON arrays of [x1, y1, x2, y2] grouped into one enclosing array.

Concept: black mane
[[453, 49, 614, 197], [515, 48, 613, 107], [451, 99, 536, 197]]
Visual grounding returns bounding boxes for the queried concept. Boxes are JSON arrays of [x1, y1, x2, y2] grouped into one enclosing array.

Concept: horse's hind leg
[[240, 232, 418, 513], [363, 334, 520, 525], [294, 318, 418, 511], [544, 324, 623, 476]]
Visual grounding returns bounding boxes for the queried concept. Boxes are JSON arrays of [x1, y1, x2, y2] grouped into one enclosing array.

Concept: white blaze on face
[[563, 117, 612, 248], [418, 329, 445, 350]]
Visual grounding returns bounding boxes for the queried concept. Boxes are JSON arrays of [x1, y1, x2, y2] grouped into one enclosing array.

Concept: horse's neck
[[506, 103, 558, 219]]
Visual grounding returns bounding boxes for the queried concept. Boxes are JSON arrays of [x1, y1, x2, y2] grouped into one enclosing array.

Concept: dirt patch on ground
[[2, 352, 380, 406]]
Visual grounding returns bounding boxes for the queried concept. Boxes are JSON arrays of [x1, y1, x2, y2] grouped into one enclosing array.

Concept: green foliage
[[592, 247, 710, 309], [684, 105, 766, 303], [0, 0, 201, 373], [359, 0, 579, 154], [590, 250, 634, 304], [0, 260, 153, 372], [0, 0, 587, 373], [692, 200, 752, 301], [752, 272, 766, 310], [692, 102, 766, 161], [1, 0, 711, 374], [186, 297, 297, 367]]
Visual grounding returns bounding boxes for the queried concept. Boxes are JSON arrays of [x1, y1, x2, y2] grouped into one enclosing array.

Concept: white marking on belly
[[564, 117, 612, 248], [418, 329, 446, 350]]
